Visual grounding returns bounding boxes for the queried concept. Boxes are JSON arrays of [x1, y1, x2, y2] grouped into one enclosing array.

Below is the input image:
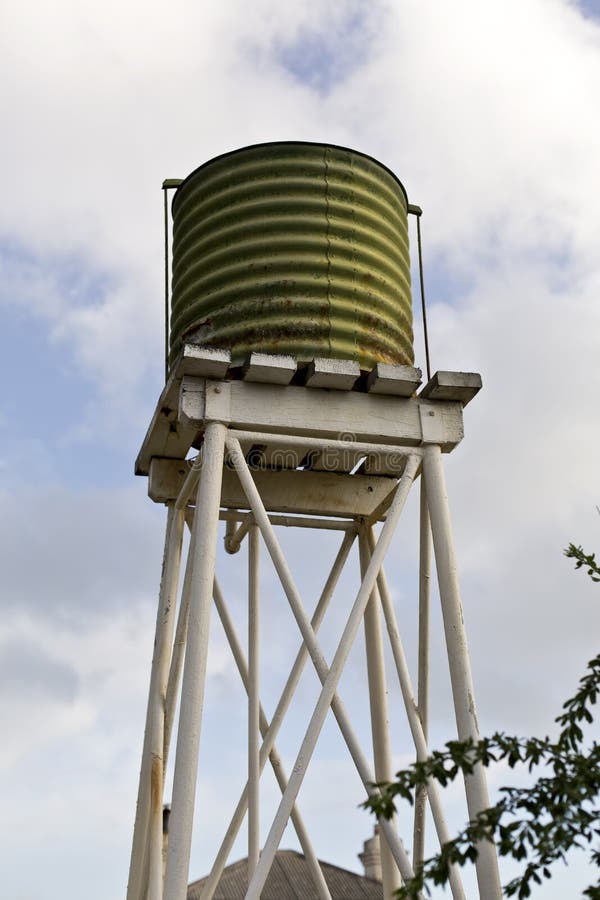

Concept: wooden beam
[[137, 368, 470, 477], [178, 378, 464, 450], [148, 458, 397, 519], [135, 372, 196, 476]]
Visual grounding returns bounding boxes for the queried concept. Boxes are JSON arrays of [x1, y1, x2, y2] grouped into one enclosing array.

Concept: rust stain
[[168, 142, 414, 372], [150, 752, 163, 815]]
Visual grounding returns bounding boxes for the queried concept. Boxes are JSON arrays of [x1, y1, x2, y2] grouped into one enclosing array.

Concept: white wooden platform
[[136, 344, 481, 521]]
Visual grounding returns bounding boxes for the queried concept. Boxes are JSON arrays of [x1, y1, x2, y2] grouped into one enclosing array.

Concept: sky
[[1, 1, 600, 898]]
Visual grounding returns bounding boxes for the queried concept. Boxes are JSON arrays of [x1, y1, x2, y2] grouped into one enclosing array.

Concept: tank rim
[[172, 140, 410, 212]]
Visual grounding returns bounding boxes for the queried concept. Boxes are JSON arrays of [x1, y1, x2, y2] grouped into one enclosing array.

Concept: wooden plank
[[241, 352, 297, 385], [365, 363, 422, 397], [220, 468, 397, 518], [136, 346, 231, 475], [148, 457, 397, 518], [303, 447, 365, 474], [177, 344, 231, 379], [419, 371, 482, 406], [135, 372, 196, 476], [362, 452, 409, 478], [237, 441, 306, 471], [304, 357, 360, 390], [148, 458, 194, 502]]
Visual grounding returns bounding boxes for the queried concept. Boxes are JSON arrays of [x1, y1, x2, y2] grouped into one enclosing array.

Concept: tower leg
[[413, 479, 431, 871], [247, 523, 260, 881], [368, 528, 466, 900], [163, 514, 197, 774], [127, 503, 185, 900], [163, 422, 227, 900], [359, 530, 401, 900], [422, 445, 502, 899]]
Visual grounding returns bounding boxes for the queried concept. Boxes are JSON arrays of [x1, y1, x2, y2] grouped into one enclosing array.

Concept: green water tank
[[169, 141, 414, 372]]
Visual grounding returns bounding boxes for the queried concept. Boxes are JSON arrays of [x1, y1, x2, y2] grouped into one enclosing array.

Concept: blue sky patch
[[272, 2, 383, 93], [578, 0, 600, 18], [0, 236, 117, 310], [0, 240, 135, 489]]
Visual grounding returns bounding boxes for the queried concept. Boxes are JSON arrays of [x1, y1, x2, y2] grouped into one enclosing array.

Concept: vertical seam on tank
[[350, 152, 357, 362], [324, 145, 332, 357]]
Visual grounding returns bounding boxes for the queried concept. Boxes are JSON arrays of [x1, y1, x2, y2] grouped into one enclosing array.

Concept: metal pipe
[[226, 437, 421, 897], [127, 504, 185, 900], [413, 480, 431, 871], [224, 515, 251, 554], [198, 535, 354, 900], [211, 578, 332, 900], [367, 528, 466, 900], [224, 518, 241, 554], [422, 445, 502, 899], [164, 422, 227, 900], [414, 209, 432, 381], [248, 524, 260, 880], [229, 428, 422, 461], [219, 510, 357, 532], [359, 530, 401, 900]]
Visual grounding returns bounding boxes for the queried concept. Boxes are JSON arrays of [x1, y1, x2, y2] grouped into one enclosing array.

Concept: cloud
[[0, 637, 79, 701], [0, 485, 164, 622]]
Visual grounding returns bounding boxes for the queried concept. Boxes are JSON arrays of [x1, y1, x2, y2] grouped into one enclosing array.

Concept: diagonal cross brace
[[226, 436, 422, 897], [197, 532, 355, 900]]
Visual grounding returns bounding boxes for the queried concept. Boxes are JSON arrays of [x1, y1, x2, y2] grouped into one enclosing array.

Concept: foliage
[[363, 546, 600, 899], [566, 544, 600, 583]]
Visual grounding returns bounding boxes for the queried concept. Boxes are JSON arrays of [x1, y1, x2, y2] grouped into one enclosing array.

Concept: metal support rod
[[413, 479, 431, 871], [211, 578, 332, 900], [226, 438, 421, 898], [422, 445, 502, 899], [414, 210, 432, 381], [174, 458, 202, 510], [248, 524, 260, 881], [367, 528, 466, 900], [219, 510, 357, 532], [127, 504, 185, 900], [164, 422, 227, 900], [224, 515, 251, 554], [224, 517, 241, 554], [198, 535, 354, 900], [359, 530, 401, 900], [229, 428, 419, 461]]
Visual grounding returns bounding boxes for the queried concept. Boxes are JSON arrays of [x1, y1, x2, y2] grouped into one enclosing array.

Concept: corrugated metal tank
[[169, 141, 414, 372]]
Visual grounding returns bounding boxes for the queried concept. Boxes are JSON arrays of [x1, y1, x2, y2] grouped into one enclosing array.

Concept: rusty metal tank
[[169, 141, 413, 371]]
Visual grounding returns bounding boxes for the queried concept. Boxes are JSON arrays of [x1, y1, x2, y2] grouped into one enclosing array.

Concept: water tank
[[169, 141, 414, 372]]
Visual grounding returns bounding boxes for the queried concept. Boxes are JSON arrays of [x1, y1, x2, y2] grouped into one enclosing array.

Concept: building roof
[[188, 849, 383, 900]]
